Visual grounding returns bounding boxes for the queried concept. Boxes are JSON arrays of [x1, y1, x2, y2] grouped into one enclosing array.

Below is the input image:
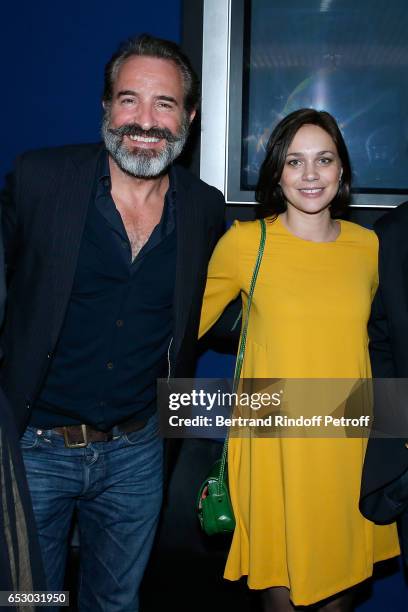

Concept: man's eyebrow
[[156, 95, 179, 106], [117, 90, 138, 98], [116, 91, 179, 106]]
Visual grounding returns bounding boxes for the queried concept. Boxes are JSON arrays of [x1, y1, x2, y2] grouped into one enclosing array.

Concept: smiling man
[[0, 34, 225, 611]]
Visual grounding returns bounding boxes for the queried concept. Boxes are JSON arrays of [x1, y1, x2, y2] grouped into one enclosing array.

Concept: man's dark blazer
[[0, 143, 225, 434], [360, 203, 408, 549]]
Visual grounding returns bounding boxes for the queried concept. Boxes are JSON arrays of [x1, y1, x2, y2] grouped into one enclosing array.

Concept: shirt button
[[107, 362, 114, 370], [121, 241, 128, 249], [116, 320, 124, 327]]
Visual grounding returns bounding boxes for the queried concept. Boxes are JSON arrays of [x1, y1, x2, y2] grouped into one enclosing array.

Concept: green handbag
[[196, 219, 266, 535], [196, 458, 235, 535]]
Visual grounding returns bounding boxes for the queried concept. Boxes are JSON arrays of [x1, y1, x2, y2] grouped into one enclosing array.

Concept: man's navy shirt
[[31, 152, 176, 430]]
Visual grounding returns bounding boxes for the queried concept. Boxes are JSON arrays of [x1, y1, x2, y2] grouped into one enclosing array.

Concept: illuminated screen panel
[[241, 0, 408, 194]]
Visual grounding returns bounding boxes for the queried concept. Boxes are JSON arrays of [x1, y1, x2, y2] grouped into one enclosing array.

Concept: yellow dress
[[199, 216, 399, 606]]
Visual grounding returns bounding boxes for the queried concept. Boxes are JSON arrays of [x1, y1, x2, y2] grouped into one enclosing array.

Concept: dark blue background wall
[[0, 0, 181, 181]]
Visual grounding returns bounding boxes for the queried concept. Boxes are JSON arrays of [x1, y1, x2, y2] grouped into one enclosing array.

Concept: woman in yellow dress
[[199, 109, 399, 611]]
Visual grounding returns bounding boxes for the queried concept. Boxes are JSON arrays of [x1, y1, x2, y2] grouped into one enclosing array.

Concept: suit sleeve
[[368, 231, 396, 378], [0, 207, 6, 328], [210, 189, 226, 247], [0, 161, 20, 282], [199, 221, 241, 338]]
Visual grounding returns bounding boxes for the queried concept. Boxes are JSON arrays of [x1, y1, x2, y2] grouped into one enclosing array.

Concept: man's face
[[102, 55, 195, 177]]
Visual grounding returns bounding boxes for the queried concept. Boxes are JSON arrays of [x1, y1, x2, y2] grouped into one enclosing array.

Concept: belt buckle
[[63, 424, 88, 448]]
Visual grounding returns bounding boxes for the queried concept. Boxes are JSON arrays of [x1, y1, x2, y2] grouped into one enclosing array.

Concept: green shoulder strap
[[217, 218, 266, 493]]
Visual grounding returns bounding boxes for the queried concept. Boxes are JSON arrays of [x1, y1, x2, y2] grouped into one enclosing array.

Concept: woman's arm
[[199, 221, 241, 338]]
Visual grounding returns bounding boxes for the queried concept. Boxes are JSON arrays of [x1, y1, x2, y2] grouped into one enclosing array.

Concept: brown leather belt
[[53, 419, 149, 448]]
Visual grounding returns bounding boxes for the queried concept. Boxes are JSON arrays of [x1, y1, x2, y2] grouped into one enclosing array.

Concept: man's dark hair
[[256, 108, 352, 219], [103, 33, 200, 114]]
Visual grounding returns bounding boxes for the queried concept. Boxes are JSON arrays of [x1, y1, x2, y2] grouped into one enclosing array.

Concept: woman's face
[[279, 123, 342, 215]]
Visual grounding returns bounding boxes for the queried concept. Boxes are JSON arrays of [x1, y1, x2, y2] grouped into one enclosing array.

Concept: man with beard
[[0, 34, 225, 611]]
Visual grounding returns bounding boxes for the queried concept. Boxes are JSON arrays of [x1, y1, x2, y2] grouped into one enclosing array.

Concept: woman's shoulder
[[340, 220, 378, 247], [225, 219, 265, 241]]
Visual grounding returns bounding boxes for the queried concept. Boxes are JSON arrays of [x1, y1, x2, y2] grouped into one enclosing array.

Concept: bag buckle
[[63, 424, 88, 448]]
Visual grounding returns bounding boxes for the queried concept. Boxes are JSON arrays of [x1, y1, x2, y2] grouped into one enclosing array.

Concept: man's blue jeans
[[21, 414, 163, 611]]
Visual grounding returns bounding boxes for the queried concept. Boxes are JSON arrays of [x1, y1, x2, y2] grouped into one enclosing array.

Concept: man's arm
[[0, 207, 6, 329], [368, 231, 396, 378], [201, 296, 241, 353], [0, 162, 20, 282]]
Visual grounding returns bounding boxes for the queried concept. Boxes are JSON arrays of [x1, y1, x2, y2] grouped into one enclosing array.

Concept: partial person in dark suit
[[360, 202, 408, 564], [0, 34, 224, 611], [0, 217, 45, 598]]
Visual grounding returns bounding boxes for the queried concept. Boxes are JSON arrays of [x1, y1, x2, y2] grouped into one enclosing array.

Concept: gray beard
[[101, 113, 190, 178]]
